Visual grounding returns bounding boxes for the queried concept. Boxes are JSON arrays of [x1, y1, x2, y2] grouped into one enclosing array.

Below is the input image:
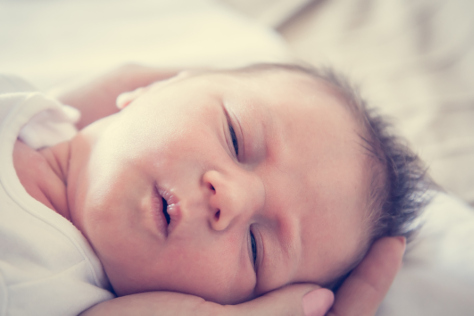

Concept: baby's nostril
[[215, 210, 220, 220], [210, 184, 215, 191]]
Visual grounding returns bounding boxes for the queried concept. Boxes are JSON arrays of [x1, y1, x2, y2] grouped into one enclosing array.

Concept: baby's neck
[[13, 140, 72, 220]]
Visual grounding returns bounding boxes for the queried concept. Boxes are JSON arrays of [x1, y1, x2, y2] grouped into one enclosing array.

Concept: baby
[[1, 63, 427, 315]]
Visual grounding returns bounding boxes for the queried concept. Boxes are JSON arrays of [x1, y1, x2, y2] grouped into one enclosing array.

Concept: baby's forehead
[[146, 66, 342, 108]]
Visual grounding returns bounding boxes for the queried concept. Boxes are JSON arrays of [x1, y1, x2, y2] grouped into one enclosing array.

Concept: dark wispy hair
[[234, 62, 433, 243]]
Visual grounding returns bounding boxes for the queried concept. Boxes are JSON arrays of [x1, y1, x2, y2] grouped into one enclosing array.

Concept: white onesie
[[0, 75, 114, 316]]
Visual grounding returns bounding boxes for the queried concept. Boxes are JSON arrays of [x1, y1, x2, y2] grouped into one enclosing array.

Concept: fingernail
[[394, 236, 406, 244], [302, 288, 334, 316], [394, 236, 407, 253], [116, 92, 130, 109]]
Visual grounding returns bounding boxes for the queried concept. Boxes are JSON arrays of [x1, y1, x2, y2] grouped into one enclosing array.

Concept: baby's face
[[68, 70, 370, 304]]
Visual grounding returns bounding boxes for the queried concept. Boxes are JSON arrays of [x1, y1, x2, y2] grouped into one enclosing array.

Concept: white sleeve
[[0, 74, 80, 149], [18, 98, 80, 149]]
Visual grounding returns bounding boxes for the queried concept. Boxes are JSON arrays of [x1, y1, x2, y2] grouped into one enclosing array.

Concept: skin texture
[[14, 65, 406, 315], [62, 70, 372, 304], [79, 237, 405, 316]]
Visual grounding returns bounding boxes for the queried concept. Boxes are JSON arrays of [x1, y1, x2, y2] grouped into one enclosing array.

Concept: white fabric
[[0, 75, 114, 316], [379, 192, 474, 315], [19, 102, 80, 150], [0, 0, 291, 91]]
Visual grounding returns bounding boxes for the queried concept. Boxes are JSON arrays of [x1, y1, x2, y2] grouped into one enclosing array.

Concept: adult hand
[[326, 236, 406, 316], [80, 284, 333, 316], [233, 284, 333, 316]]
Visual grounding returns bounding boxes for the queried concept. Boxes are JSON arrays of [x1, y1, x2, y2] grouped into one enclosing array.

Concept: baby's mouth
[[154, 185, 181, 235], [162, 197, 170, 225]]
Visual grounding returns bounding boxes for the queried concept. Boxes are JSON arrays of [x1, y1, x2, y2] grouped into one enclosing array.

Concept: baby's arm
[[49, 64, 179, 129]]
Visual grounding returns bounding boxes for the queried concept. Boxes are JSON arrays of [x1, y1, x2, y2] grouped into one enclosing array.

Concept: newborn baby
[[2, 64, 427, 315]]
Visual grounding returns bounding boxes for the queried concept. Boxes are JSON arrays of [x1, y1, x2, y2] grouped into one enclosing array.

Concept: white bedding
[[0, 0, 290, 89], [381, 193, 474, 315], [1, 0, 473, 315]]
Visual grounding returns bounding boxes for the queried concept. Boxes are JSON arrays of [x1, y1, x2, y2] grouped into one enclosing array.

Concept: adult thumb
[[302, 288, 335, 316]]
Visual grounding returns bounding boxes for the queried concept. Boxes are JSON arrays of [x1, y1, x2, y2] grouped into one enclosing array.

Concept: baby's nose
[[202, 169, 264, 231]]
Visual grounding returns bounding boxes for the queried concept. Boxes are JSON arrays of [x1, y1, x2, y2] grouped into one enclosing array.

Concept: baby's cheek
[[181, 270, 255, 304], [165, 240, 256, 304]]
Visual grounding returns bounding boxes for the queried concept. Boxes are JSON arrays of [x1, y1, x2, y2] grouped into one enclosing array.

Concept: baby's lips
[[158, 187, 182, 234], [166, 202, 181, 234]]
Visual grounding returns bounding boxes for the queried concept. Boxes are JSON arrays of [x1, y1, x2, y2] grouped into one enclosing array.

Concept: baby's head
[[67, 63, 429, 304]]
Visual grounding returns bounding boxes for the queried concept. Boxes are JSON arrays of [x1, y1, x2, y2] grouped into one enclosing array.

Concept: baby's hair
[[230, 63, 433, 243]]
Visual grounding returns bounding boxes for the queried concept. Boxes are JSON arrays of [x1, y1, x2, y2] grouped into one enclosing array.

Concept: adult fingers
[[302, 288, 335, 316], [232, 283, 325, 316], [328, 236, 406, 316]]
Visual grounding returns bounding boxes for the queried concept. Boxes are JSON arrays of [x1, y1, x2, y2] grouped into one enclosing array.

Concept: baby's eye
[[250, 230, 257, 266], [229, 123, 239, 156]]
